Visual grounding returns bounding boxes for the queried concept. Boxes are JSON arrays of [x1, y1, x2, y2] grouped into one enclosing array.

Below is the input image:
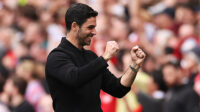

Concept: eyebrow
[[87, 25, 96, 29]]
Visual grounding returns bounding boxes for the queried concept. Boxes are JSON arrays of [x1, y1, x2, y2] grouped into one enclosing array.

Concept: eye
[[88, 25, 95, 30]]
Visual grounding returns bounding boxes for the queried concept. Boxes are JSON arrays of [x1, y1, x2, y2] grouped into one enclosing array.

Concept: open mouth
[[88, 33, 94, 37], [85, 37, 92, 43]]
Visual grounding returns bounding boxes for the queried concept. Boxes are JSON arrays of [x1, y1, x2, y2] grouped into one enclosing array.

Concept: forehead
[[82, 17, 96, 26], [163, 65, 176, 73]]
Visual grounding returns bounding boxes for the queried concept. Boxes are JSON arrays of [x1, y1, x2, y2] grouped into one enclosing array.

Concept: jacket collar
[[59, 37, 85, 53]]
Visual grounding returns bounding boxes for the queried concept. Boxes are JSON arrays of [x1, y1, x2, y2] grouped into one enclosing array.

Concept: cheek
[[164, 74, 174, 83], [4, 82, 14, 94], [78, 30, 88, 38]]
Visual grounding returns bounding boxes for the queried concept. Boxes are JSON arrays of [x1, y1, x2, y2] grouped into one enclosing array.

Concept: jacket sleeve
[[101, 69, 130, 98], [45, 51, 108, 88]]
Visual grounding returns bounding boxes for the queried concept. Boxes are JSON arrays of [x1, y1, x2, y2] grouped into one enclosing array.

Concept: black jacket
[[163, 84, 199, 112], [45, 37, 130, 112], [137, 92, 163, 112], [11, 100, 34, 112]]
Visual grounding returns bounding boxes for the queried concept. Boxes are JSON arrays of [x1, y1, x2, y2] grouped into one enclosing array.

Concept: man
[[162, 61, 199, 112], [4, 76, 35, 112], [0, 75, 10, 112], [45, 3, 146, 112]]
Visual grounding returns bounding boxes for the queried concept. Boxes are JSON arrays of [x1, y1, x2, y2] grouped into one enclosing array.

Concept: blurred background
[[0, 0, 200, 112]]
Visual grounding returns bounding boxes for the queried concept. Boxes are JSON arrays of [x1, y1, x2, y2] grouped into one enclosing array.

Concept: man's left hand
[[130, 46, 146, 66]]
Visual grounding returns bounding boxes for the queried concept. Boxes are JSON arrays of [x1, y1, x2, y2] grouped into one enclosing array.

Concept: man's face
[[163, 65, 178, 87], [77, 17, 96, 46], [4, 79, 16, 96]]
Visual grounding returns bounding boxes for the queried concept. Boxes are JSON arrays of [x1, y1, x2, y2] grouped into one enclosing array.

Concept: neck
[[11, 94, 24, 107], [66, 32, 83, 50]]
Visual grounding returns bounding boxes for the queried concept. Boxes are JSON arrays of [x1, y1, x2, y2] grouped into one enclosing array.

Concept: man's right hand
[[102, 41, 119, 61]]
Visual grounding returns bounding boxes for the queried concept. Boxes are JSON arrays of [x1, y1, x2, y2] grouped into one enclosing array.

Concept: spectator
[[4, 76, 34, 112], [0, 75, 10, 112], [181, 46, 200, 86], [162, 61, 199, 112], [15, 58, 46, 112], [134, 71, 165, 112]]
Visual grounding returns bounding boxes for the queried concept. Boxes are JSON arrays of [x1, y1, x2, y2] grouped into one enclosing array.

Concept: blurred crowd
[[0, 0, 200, 112]]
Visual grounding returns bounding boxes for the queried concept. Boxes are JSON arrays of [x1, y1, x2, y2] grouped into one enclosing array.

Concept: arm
[[101, 69, 130, 98], [101, 44, 145, 97], [101, 41, 131, 98], [46, 41, 118, 88], [129, 0, 141, 18], [120, 46, 146, 87], [46, 51, 108, 88], [120, 64, 139, 87]]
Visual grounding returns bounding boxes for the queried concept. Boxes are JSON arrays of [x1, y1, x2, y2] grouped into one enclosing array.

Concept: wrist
[[131, 62, 140, 69], [129, 63, 140, 73], [102, 55, 110, 62], [129, 65, 140, 73]]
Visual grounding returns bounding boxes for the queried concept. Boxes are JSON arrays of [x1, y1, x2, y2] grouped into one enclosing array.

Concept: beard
[[77, 29, 94, 46]]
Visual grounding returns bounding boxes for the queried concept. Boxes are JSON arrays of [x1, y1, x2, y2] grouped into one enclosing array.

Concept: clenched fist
[[102, 41, 119, 61], [130, 46, 146, 66]]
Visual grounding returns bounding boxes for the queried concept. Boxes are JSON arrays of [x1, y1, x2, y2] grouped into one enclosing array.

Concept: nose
[[92, 28, 96, 35]]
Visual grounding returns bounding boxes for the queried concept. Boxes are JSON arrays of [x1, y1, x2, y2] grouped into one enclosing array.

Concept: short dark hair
[[162, 60, 181, 69], [18, 5, 38, 21], [11, 76, 27, 95], [0, 75, 5, 93], [65, 3, 98, 31]]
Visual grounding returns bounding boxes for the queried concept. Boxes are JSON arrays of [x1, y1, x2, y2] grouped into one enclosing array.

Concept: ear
[[71, 22, 79, 32]]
